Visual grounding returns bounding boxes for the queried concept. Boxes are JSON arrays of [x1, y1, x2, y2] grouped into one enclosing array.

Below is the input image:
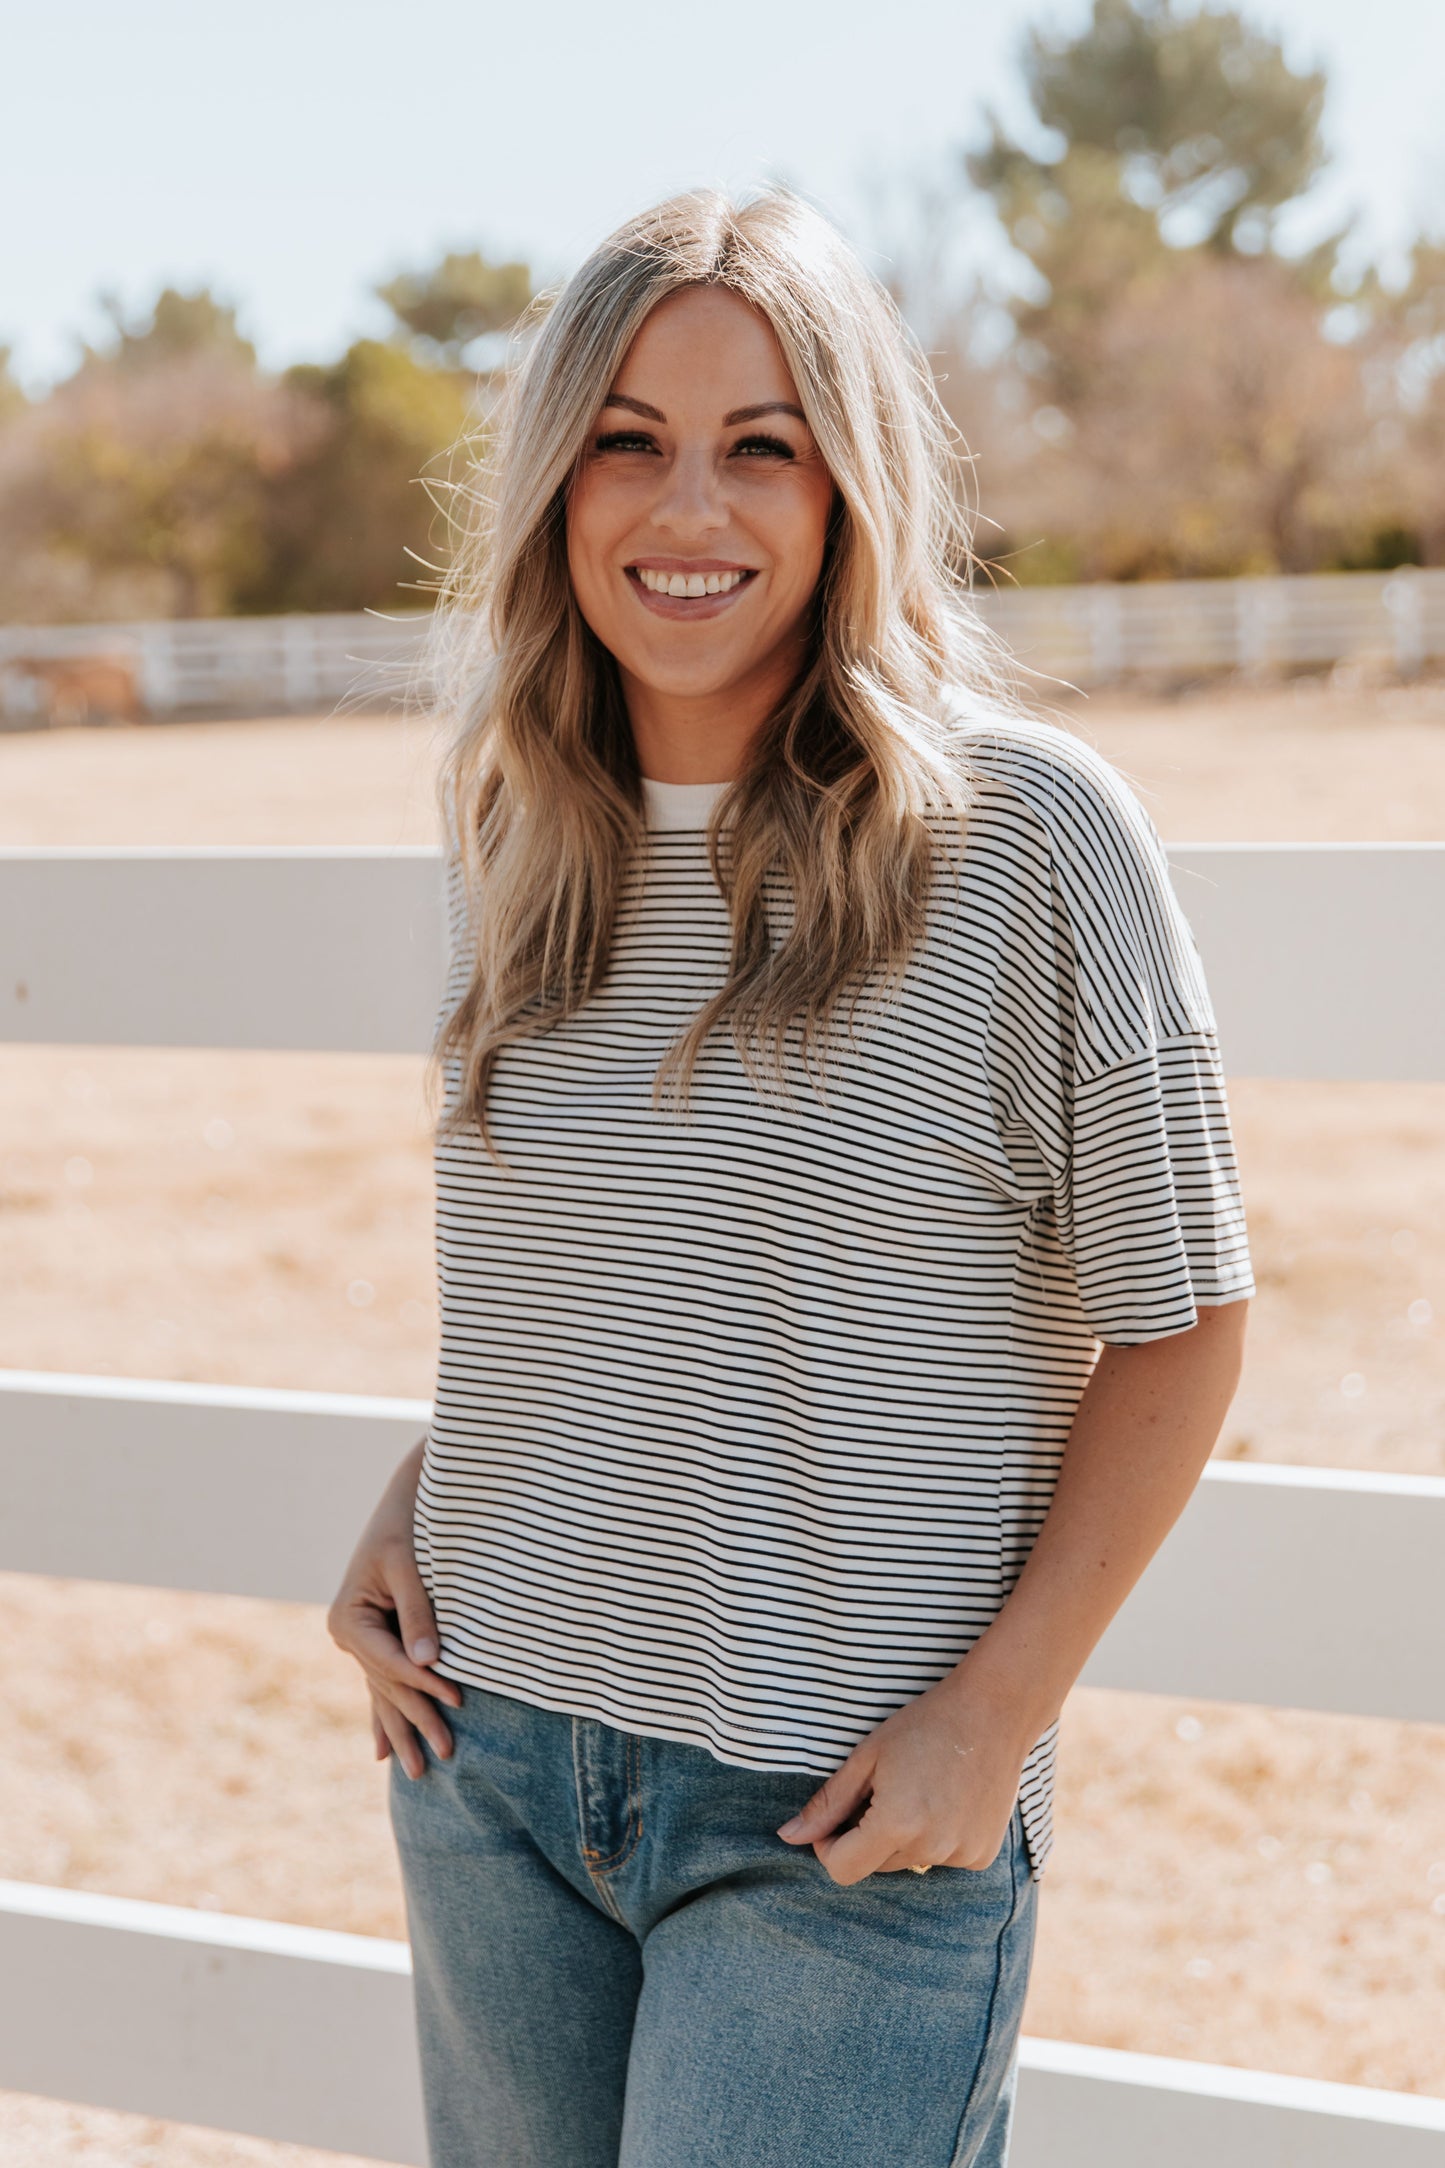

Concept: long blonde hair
[[427, 186, 1022, 1150]]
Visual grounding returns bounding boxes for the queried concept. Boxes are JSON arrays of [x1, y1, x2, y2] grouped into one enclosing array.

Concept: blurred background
[[2, 3, 1443, 2163], [3, 0, 1444, 620]]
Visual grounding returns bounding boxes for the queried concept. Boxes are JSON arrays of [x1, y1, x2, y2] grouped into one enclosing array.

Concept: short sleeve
[[1062, 1031, 1254, 1344], [979, 726, 1256, 1346]]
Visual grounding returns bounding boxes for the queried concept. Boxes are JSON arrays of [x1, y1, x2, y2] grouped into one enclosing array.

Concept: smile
[[624, 563, 759, 619], [634, 566, 752, 597]]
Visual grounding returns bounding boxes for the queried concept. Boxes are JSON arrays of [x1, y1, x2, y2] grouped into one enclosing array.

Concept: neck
[[619, 644, 805, 785]]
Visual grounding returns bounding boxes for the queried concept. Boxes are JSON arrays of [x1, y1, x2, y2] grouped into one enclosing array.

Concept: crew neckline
[[641, 776, 734, 832]]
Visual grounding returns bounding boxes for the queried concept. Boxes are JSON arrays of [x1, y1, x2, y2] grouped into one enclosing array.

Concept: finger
[[374, 1677, 455, 1760], [373, 1693, 426, 1782], [815, 1804, 921, 1887], [386, 1552, 444, 1668], [371, 1711, 391, 1761], [777, 1750, 875, 1844], [341, 1611, 463, 1707]]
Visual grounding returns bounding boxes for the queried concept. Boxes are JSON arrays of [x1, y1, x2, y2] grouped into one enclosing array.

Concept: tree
[[0, 268, 482, 621], [977, 0, 1331, 253], [1369, 237, 1445, 565], [0, 277, 313, 622], [237, 339, 473, 614], [377, 251, 532, 364], [0, 353, 312, 620], [967, 0, 1339, 402], [962, 252, 1383, 583], [86, 285, 257, 375]]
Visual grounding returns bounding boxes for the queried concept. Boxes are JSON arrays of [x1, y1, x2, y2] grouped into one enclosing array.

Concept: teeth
[[636, 567, 748, 596]]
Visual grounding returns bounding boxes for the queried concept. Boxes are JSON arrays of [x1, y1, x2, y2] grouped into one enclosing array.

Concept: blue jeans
[[390, 1682, 1037, 2167]]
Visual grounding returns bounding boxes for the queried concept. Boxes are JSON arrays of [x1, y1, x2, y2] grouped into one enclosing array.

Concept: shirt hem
[[429, 1651, 1056, 1879]]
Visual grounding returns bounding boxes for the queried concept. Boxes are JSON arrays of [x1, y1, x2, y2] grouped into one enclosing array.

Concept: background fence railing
[[2, 840, 1444, 2162], [2, 567, 1443, 722]]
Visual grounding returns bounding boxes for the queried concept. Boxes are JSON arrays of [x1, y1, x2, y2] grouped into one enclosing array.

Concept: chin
[[624, 646, 751, 701]]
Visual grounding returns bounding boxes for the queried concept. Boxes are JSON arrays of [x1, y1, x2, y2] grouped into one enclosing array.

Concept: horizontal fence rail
[[981, 567, 1445, 687], [2, 846, 444, 1055], [1, 568, 1442, 721], [0, 610, 429, 722], [2, 1880, 1442, 2168], [2, 1371, 1442, 1725], [0, 1881, 425, 2163], [5, 843, 1445, 1081]]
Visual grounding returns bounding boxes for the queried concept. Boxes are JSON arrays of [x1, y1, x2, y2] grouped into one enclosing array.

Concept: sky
[[3, 0, 1443, 386]]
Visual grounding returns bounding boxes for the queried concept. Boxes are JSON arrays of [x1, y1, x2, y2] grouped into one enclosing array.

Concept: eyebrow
[[602, 393, 808, 426]]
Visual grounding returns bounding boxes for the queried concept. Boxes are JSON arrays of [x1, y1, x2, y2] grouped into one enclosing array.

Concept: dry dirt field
[[2, 673, 1444, 2165]]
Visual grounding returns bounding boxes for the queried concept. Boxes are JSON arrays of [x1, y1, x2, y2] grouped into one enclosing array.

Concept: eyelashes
[[590, 430, 797, 462]]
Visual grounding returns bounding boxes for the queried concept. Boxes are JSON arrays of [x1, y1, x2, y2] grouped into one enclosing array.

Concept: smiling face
[[565, 284, 837, 782]]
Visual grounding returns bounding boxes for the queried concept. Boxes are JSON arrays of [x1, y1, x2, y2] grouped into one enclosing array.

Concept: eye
[[731, 433, 795, 460], [593, 429, 658, 454]]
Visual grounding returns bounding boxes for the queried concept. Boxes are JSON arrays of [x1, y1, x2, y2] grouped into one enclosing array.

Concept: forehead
[[611, 286, 802, 411]]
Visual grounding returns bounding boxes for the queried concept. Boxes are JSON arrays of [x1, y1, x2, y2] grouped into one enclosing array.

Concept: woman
[[330, 187, 1253, 2168]]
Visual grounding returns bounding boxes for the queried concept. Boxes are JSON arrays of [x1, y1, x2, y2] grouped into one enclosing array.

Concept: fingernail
[[411, 1637, 439, 1663], [777, 1816, 805, 1839]]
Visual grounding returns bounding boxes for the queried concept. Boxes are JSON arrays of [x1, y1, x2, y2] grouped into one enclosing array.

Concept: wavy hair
[[426, 185, 1023, 1152]]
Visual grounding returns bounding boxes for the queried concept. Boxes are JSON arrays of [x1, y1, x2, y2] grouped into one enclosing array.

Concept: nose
[[652, 446, 729, 540]]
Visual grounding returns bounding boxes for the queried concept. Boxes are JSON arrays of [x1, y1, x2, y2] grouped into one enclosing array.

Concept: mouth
[[625, 560, 760, 618]]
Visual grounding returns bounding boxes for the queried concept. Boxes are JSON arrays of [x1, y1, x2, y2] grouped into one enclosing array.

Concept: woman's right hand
[[327, 1438, 462, 1779]]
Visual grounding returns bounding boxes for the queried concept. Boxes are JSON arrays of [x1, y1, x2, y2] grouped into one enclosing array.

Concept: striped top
[[415, 713, 1254, 1878]]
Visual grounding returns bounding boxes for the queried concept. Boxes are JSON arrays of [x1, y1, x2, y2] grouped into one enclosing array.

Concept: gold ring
[[909, 1863, 932, 1875]]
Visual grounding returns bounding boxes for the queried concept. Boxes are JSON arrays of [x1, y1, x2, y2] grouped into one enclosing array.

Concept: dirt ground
[[2, 673, 1443, 2164]]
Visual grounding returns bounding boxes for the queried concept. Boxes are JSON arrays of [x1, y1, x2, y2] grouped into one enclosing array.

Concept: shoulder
[[945, 697, 1214, 1051], [950, 702, 1166, 883]]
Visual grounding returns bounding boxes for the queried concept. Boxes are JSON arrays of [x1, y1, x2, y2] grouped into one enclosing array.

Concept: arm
[[778, 1296, 1250, 1883], [327, 1438, 462, 1779]]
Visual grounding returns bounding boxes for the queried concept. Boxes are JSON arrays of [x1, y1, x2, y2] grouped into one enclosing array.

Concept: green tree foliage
[[237, 339, 472, 614], [909, 0, 1445, 584], [377, 250, 532, 362], [0, 290, 298, 620], [0, 277, 482, 620], [968, 0, 1339, 403], [981, 0, 1330, 252], [88, 286, 258, 374]]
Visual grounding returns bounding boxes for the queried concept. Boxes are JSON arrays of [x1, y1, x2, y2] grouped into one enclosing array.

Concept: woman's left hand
[[775, 1672, 1035, 1886]]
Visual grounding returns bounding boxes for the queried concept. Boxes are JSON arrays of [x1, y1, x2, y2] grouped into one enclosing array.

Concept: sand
[[2, 673, 1443, 2163]]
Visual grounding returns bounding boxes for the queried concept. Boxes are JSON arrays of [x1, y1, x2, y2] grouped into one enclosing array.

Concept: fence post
[[1384, 570, 1426, 679], [134, 624, 179, 716], [1087, 584, 1125, 681], [1234, 579, 1283, 677], [281, 617, 321, 710]]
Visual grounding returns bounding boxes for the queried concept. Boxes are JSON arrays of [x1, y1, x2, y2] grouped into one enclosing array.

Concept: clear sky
[[3, 0, 1442, 385]]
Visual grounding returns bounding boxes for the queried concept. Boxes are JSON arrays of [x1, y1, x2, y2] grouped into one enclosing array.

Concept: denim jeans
[[390, 1682, 1037, 2168]]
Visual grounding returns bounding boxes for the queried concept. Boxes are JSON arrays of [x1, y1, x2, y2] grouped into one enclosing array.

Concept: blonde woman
[[329, 188, 1253, 2167]]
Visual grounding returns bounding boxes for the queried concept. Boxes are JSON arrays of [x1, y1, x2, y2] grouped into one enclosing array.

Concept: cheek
[[765, 478, 835, 603], [565, 489, 615, 623]]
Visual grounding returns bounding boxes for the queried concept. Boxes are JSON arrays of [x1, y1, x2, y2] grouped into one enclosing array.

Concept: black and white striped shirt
[[415, 713, 1254, 1877]]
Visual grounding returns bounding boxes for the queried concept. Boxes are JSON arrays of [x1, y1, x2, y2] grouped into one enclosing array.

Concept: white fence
[[1, 566, 1443, 721], [0, 611, 428, 722], [2, 840, 1444, 2163]]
